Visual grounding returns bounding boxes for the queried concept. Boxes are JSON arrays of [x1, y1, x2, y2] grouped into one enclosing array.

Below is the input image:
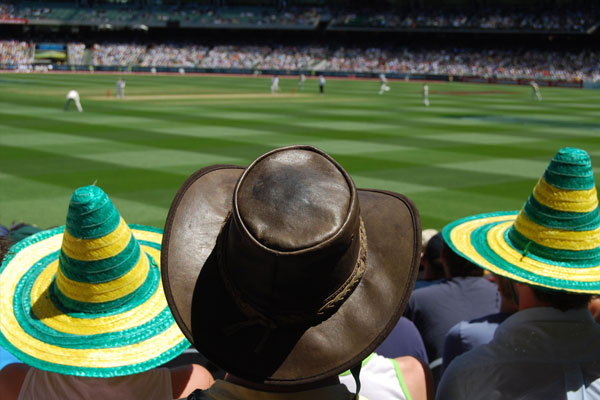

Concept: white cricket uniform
[[271, 77, 279, 94], [116, 79, 126, 98], [379, 74, 390, 95], [65, 90, 83, 112]]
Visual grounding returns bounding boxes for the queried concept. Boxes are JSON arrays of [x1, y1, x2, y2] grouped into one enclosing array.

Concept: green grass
[[1, 73, 599, 231]]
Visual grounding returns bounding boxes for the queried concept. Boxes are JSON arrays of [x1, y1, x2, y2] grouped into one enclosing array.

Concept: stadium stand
[[0, 0, 598, 85]]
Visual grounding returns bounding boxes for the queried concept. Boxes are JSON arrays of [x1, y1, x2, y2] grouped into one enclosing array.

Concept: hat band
[[218, 218, 368, 329]]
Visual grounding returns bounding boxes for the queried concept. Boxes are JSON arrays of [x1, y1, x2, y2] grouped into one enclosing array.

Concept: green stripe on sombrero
[[0, 330, 190, 377], [523, 195, 600, 231], [507, 228, 600, 265], [544, 147, 595, 191], [58, 236, 141, 283], [66, 186, 121, 239], [473, 222, 600, 291], [50, 254, 160, 315]]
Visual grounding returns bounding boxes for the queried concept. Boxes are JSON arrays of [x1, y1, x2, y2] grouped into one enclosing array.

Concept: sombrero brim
[[161, 165, 421, 384], [443, 211, 600, 293], [0, 224, 189, 377]]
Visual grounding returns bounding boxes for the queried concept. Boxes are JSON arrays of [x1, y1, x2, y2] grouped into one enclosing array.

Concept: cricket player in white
[[271, 75, 280, 94], [298, 73, 306, 90], [116, 78, 126, 99], [530, 81, 542, 101], [423, 83, 430, 107], [379, 73, 390, 95], [65, 90, 83, 112]]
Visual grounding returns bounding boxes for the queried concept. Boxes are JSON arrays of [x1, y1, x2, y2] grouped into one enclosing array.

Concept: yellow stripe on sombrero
[[1, 321, 185, 368], [55, 250, 149, 303], [30, 246, 169, 335], [488, 221, 600, 281], [533, 177, 598, 213], [450, 216, 600, 288], [514, 212, 600, 251], [61, 218, 131, 261]]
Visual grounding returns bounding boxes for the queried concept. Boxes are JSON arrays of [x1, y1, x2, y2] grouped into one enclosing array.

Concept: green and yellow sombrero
[[0, 186, 189, 377], [443, 147, 600, 294]]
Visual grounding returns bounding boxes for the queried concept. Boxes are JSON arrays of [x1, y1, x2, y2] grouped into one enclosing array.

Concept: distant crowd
[[1, 0, 598, 32], [2, 40, 599, 82], [330, 8, 598, 32]]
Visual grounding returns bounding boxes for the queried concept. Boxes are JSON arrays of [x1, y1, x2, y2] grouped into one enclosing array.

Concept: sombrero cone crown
[[508, 147, 600, 265], [0, 185, 189, 377], [443, 147, 600, 293], [56, 185, 153, 311]]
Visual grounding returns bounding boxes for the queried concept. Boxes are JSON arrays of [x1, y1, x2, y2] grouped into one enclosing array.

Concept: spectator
[[404, 236, 500, 382], [0, 185, 213, 399], [160, 145, 431, 399], [440, 274, 518, 374], [415, 232, 445, 290], [376, 317, 430, 364], [437, 147, 600, 399]]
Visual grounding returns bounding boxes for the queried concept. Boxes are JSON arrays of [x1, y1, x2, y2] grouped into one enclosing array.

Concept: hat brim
[[443, 211, 600, 293], [161, 165, 420, 384], [0, 225, 189, 377]]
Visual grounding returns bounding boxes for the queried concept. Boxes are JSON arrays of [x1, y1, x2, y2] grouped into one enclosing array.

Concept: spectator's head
[[0, 185, 189, 377], [161, 145, 421, 387], [441, 239, 484, 278], [423, 231, 445, 279], [442, 147, 600, 309]]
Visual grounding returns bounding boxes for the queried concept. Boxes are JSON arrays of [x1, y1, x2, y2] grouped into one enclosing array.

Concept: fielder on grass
[[64, 90, 83, 112]]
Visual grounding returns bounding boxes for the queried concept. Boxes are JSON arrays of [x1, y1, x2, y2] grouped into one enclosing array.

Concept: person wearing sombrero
[[0, 185, 214, 400], [436, 147, 600, 400], [160, 145, 432, 399]]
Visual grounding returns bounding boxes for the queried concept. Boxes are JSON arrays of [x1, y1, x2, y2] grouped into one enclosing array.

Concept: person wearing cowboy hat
[[436, 147, 600, 399], [160, 145, 432, 399], [0, 186, 214, 400]]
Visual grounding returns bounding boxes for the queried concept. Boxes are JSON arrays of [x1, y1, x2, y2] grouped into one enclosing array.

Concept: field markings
[[73, 148, 246, 169], [88, 93, 309, 101], [304, 140, 416, 154], [424, 132, 541, 145]]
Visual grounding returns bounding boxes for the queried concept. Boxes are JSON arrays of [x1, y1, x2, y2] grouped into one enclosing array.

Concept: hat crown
[[236, 150, 352, 251], [56, 186, 151, 312], [508, 147, 600, 263], [224, 147, 363, 322], [67, 185, 121, 239]]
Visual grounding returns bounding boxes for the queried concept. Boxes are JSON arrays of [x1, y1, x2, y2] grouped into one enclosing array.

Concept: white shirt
[[319, 76, 326, 85], [437, 307, 600, 400], [340, 353, 408, 400], [66, 90, 79, 100]]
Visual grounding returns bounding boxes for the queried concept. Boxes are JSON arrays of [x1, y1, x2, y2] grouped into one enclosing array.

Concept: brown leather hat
[[161, 145, 420, 385]]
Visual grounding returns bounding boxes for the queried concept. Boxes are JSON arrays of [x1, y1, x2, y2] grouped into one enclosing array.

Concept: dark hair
[[442, 241, 484, 277], [0, 236, 12, 261], [531, 286, 591, 311], [424, 233, 444, 277]]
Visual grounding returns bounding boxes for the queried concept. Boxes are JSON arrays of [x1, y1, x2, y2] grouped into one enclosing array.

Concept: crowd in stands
[[2, 0, 597, 32], [67, 42, 85, 65], [0, 1, 14, 19], [91, 43, 146, 67], [138, 44, 209, 68], [0, 40, 32, 65], [2, 40, 598, 82], [7, 2, 320, 28], [330, 8, 598, 32]]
